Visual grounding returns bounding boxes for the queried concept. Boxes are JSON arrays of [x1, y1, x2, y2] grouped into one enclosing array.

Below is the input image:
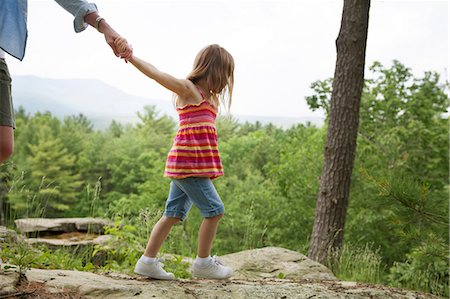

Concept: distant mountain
[[11, 76, 323, 129], [12, 75, 176, 129]]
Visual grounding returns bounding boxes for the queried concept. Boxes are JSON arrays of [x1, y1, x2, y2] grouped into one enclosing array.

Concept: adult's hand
[[102, 26, 133, 60], [84, 12, 133, 60]]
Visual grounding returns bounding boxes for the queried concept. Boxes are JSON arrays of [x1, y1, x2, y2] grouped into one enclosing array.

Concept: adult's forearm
[[53, 0, 98, 33], [54, 0, 131, 58], [83, 12, 115, 35]]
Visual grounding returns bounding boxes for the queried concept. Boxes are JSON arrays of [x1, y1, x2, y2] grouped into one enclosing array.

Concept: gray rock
[[26, 268, 142, 298], [220, 246, 337, 281], [0, 268, 20, 296], [15, 218, 111, 235], [0, 226, 19, 244], [73, 218, 112, 233], [21, 268, 439, 299], [25, 234, 113, 248]]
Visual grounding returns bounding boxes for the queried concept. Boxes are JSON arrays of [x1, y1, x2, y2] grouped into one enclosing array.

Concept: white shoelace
[[211, 255, 224, 266], [155, 258, 166, 269]]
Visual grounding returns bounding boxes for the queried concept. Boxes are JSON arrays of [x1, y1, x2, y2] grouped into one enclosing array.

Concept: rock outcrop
[[0, 268, 437, 299], [15, 218, 111, 235], [0, 246, 439, 299], [12, 218, 113, 251], [25, 233, 112, 249], [220, 247, 337, 281]]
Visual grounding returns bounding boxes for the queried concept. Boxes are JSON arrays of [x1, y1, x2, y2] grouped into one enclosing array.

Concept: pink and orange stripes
[[164, 100, 223, 179]]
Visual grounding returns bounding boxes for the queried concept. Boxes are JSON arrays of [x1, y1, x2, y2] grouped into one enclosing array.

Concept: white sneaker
[[134, 258, 175, 280], [191, 256, 233, 279]]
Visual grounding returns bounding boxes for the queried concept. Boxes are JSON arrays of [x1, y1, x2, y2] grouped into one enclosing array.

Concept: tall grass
[[6, 170, 48, 222], [329, 243, 384, 284]]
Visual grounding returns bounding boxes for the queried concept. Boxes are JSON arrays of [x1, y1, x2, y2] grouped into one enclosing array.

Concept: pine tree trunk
[[308, 0, 370, 265]]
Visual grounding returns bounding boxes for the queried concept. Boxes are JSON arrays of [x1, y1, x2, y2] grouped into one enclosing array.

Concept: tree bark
[[308, 0, 370, 265]]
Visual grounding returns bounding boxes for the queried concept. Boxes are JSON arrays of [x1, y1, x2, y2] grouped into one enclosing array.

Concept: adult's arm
[[53, 0, 132, 58]]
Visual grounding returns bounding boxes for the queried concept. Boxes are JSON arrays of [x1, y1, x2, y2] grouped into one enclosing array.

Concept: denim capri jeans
[[163, 177, 225, 221]]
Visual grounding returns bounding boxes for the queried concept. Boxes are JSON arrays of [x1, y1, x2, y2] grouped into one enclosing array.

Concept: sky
[[6, 0, 449, 119]]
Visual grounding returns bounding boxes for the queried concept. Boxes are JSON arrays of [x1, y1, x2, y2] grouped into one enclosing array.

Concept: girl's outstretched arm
[[130, 55, 193, 97], [115, 38, 193, 98]]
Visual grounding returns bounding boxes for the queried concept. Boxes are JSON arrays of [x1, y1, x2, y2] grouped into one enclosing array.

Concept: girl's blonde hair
[[187, 44, 234, 111]]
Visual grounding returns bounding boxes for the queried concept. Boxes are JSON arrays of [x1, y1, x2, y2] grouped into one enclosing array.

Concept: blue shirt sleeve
[[53, 0, 98, 33], [0, 0, 28, 60]]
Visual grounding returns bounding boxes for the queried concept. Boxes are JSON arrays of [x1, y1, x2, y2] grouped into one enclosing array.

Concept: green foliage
[[93, 219, 146, 273], [306, 60, 448, 297], [70, 177, 103, 218], [1, 241, 36, 275], [348, 170, 448, 266], [7, 112, 84, 217], [1, 242, 98, 273], [216, 115, 241, 141], [0, 61, 447, 296], [163, 255, 192, 279], [305, 78, 333, 117], [33, 246, 97, 271], [27, 137, 83, 214], [387, 233, 449, 297]]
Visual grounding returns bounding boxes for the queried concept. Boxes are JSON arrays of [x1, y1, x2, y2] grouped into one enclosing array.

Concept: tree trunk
[[308, 0, 370, 265]]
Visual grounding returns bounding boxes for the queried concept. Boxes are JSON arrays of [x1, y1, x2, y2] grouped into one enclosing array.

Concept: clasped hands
[[114, 37, 132, 62], [102, 27, 133, 62]]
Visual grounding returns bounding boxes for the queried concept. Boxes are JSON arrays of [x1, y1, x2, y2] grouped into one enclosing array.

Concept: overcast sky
[[6, 0, 449, 119]]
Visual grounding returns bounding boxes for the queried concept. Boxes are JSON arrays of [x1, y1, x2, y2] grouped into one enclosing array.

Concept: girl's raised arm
[[114, 37, 197, 102], [128, 55, 193, 98]]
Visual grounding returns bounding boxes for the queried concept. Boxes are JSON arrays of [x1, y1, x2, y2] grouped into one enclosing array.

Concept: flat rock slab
[[220, 246, 337, 281], [22, 268, 438, 299], [15, 218, 111, 235], [26, 234, 113, 248]]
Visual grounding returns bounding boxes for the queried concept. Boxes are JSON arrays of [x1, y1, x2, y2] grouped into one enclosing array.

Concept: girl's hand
[[114, 37, 127, 53], [114, 37, 133, 62]]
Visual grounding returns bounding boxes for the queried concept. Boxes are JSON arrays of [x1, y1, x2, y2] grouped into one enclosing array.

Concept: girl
[[115, 38, 234, 280]]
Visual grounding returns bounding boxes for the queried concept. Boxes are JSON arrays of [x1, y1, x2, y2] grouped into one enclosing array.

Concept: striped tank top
[[164, 94, 223, 179]]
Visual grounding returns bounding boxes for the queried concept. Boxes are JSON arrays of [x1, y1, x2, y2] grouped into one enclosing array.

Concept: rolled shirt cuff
[[73, 3, 98, 33]]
